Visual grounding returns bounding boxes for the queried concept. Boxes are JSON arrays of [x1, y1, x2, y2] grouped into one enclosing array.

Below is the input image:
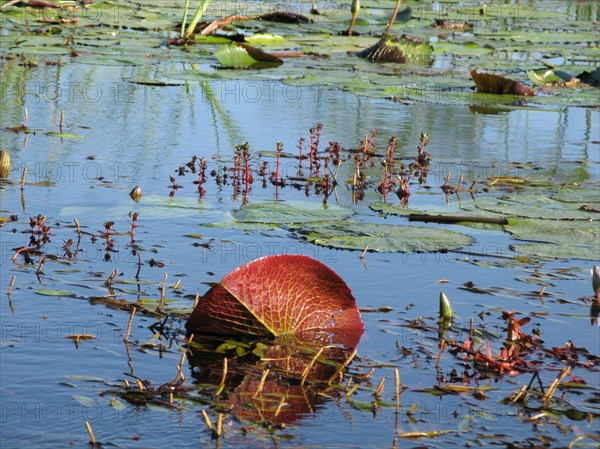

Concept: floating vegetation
[[302, 221, 475, 253]]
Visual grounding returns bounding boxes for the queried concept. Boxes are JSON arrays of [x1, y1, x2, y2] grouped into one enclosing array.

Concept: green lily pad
[[527, 69, 565, 86], [433, 41, 494, 57], [551, 188, 600, 204], [245, 33, 285, 45], [215, 43, 283, 69], [205, 221, 282, 232], [72, 394, 96, 407], [475, 194, 600, 220], [504, 218, 599, 260], [505, 218, 599, 245], [356, 34, 433, 64], [370, 202, 505, 230], [233, 201, 350, 224], [510, 243, 599, 261], [44, 132, 85, 138], [35, 289, 76, 297], [303, 221, 475, 253], [105, 196, 213, 220]]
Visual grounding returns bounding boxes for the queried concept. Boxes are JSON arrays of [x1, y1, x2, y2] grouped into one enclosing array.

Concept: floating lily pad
[[505, 218, 599, 244], [510, 243, 598, 261], [44, 132, 84, 138], [356, 34, 433, 64], [551, 188, 600, 204], [527, 69, 565, 86], [303, 221, 474, 253], [35, 289, 76, 297], [245, 33, 285, 45], [475, 194, 600, 220], [370, 202, 505, 230], [206, 221, 282, 232], [233, 201, 350, 224], [504, 218, 599, 260], [215, 43, 283, 69], [106, 195, 213, 219], [433, 41, 493, 57]]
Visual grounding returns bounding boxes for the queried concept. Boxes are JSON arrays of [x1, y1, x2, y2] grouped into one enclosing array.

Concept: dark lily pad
[[355, 34, 433, 64], [258, 12, 310, 24], [471, 70, 535, 96]]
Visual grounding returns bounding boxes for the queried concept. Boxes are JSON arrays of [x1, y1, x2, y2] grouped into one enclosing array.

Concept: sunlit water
[[1, 62, 599, 448]]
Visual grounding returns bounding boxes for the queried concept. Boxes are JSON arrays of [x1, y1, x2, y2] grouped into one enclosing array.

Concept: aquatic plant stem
[[185, 0, 214, 40], [386, 0, 402, 34], [181, 0, 190, 39], [20, 166, 26, 189], [301, 346, 325, 385], [543, 366, 571, 407], [123, 307, 137, 342], [253, 368, 270, 398], [85, 421, 96, 445], [7, 275, 16, 295], [327, 348, 357, 384], [348, 0, 360, 35], [214, 357, 228, 397]]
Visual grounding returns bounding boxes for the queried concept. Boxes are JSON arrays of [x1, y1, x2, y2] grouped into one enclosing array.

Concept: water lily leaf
[[551, 189, 600, 204], [205, 221, 281, 232], [72, 394, 96, 407], [105, 195, 213, 219], [304, 221, 474, 253], [471, 70, 535, 96], [194, 35, 233, 44], [578, 66, 600, 87], [233, 201, 350, 224], [35, 289, 76, 297], [356, 34, 433, 64], [245, 33, 285, 45], [67, 375, 107, 382], [433, 41, 493, 56], [505, 219, 599, 260], [398, 430, 454, 439], [259, 12, 310, 23], [527, 69, 565, 86], [370, 202, 505, 229], [109, 397, 127, 411], [511, 243, 598, 261], [186, 255, 364, 348], [505, 219, 599, 245], [475, 194, 600, 220], [216, 43, 283, 69], [44, 132, 84, 138]]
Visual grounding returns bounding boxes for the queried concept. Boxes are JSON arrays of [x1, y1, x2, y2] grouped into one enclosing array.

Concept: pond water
[[1, 2, 600, 448]]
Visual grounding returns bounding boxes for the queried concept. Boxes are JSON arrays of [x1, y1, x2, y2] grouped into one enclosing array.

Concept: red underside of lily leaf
[[186, 255, 364, 348], [471, 69, 536, 96]]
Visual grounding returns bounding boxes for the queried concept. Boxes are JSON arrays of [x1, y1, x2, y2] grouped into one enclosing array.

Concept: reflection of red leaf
[[186, 255, 364, 348], [230, 378, 320, 424], [471, 69, 535, 96]]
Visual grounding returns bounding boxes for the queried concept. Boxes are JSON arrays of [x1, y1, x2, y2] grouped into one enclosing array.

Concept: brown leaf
[[471, 69, 535, 96]]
